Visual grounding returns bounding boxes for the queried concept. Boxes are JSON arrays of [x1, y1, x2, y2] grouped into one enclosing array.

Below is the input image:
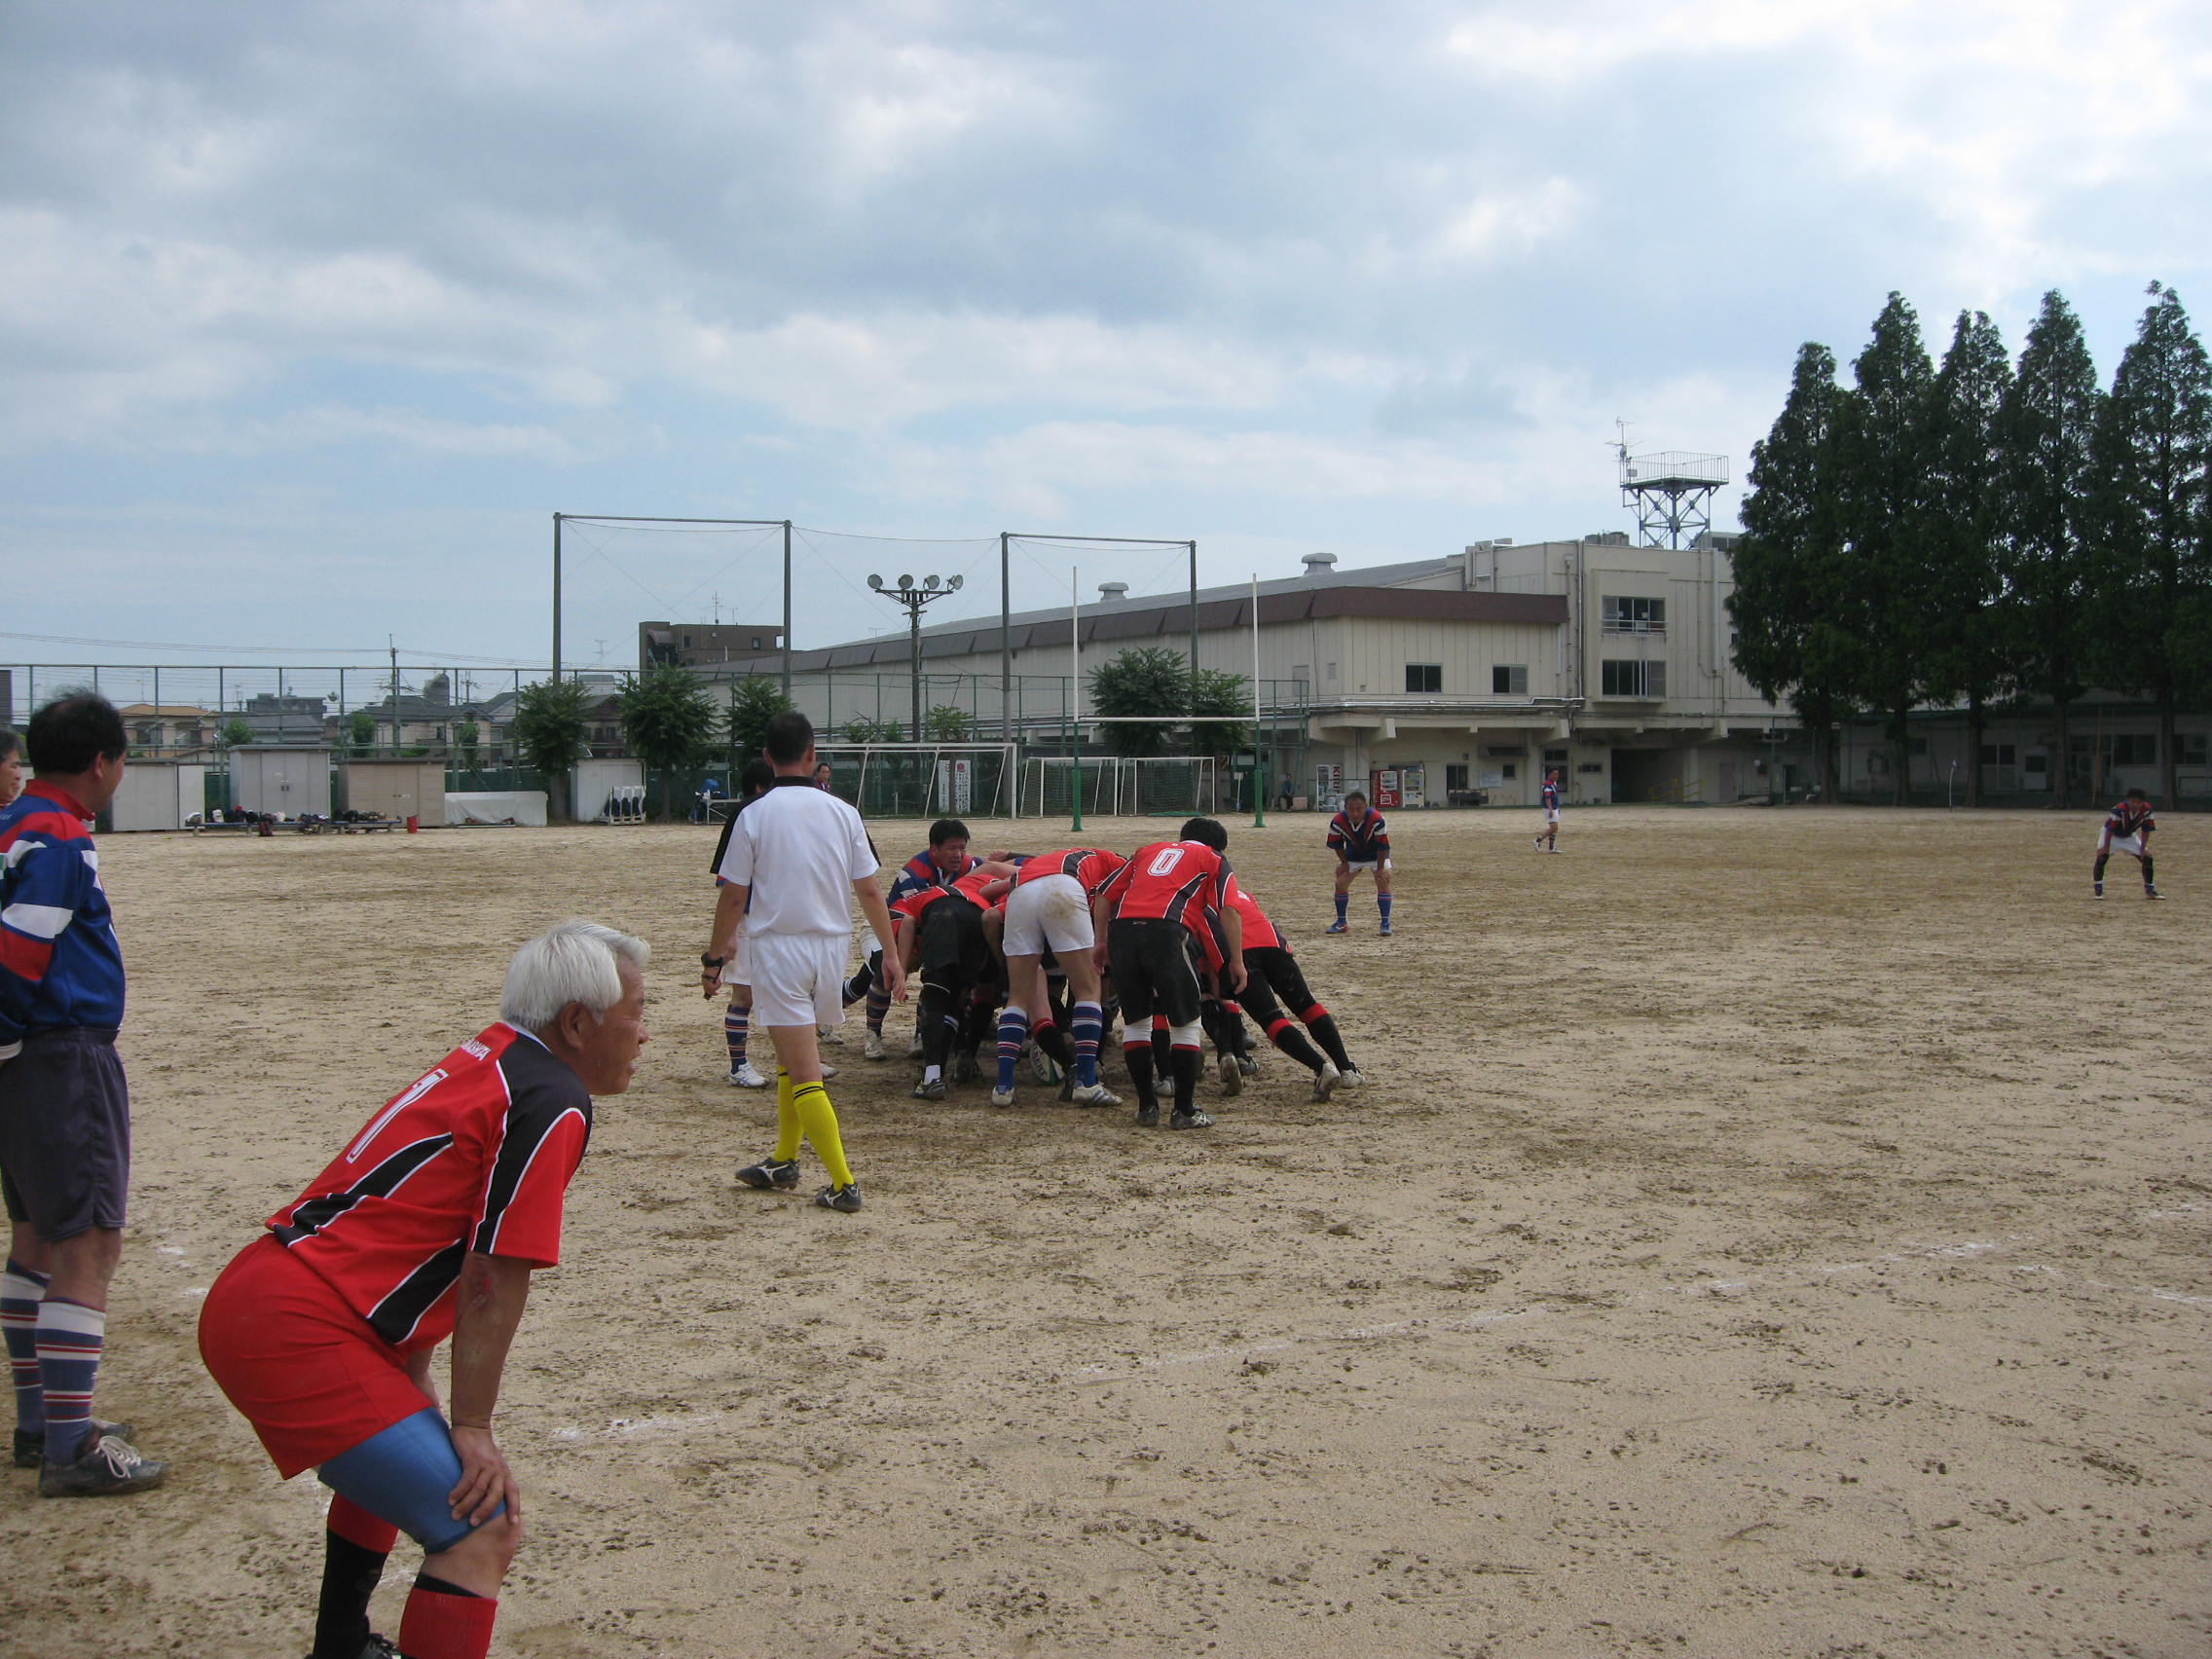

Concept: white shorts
[[2098, 830, 2147, 859], [1343, 859, 1387, 873], [1544, 807, 1561, 825], [1003, 873, 1093, 957], [717, 933, 752, 991], [742, 932, 852, 1028]]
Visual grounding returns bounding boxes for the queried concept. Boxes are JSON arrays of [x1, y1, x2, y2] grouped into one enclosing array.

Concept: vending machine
[[1398, 764, 1426, 808], [1371, 769, 1401, 809]]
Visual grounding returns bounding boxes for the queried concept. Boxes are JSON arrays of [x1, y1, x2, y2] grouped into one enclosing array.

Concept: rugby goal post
[[812, 742, 1020, 819]]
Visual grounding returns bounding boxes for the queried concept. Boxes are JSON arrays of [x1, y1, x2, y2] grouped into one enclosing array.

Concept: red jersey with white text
[[1014, 848, 1126, 897], [2105, 798, 2156, 839], [267, 1023, 591, 1352], [1097, 840, 1233, 940]]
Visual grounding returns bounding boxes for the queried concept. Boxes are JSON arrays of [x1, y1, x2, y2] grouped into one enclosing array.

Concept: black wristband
[[701, 952, 726, 969]]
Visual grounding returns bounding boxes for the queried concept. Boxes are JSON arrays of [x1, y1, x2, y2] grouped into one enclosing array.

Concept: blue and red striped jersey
[[0, 780, 125, 1056], [1326, 807, 1389, 863], [2106, 798, 2156, 839]]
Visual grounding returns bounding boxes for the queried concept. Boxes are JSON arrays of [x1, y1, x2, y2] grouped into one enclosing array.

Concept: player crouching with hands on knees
[[199, 920, 649, 1659]]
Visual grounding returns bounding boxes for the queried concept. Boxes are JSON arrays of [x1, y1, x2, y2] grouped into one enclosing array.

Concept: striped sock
[[723, 1003, 750, 1070], [1072, 1002, 1103, 1088], [1379, 895, 1393, 927], [995, 1007, 1028, 1091], [1334, 892, 1347, 925], [865, 987, 891, 1034], [3, 1259, 48, 1435], [37, 1295, 104, 1464]]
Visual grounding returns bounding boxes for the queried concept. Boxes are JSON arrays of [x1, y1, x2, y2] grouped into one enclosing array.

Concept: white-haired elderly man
[[199, 920, 649, 1659]]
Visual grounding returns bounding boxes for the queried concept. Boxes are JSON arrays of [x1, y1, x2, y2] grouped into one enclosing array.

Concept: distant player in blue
[[1535, 769, 1562, 853], [1325, 790, 1392, 937]]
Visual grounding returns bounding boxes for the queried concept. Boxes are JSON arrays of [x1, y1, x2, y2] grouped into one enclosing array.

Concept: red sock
[[328, 1494, 399, 1555], [397, 1581, 498, 1659]]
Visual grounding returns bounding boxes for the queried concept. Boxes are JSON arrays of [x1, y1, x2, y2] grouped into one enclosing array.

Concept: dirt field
[[2, 805, 2207, 1659]]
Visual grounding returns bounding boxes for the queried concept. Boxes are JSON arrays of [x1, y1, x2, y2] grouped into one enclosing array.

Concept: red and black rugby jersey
[[2106, 798, 2156, 838], [1326, 807, 1389, 862], [1014, 848, 1126, 897], [1225, 877, 1282, 953], [890, 865, 999, 925], [268, 1023, 591, 1351], [1097, 840, 1233, 939]]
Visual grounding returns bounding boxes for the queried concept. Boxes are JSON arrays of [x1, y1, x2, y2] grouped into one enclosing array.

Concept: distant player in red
[[199, 920, 650, 1659], [2094, 789, 2159, 900], [1092, 818, 1244, 1129], [894, 861, 1016, 1098], [1535, 770, 1562, 852], [1326, 790, 1392, 936]]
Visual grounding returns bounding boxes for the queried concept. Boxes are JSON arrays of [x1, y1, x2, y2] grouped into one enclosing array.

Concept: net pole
[[551, 514, 563, 684], [1000, 533, 1012, 746], [1069, 567, 1083, 833], [1251, 573, 1267, 828], [781, 521, 793, 702]]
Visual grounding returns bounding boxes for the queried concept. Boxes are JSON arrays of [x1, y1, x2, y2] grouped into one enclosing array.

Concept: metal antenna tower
[[1615, 422, 1727, 548]]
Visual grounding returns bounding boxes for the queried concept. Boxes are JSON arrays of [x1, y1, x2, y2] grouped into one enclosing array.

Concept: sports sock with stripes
[[792, 1082, 854, 1188], [771, 1068, 802, 1163], [1265, 1016, 1327, 1072], [722, 1002, 750, 1070], [995, 1007, 1029, 1091], [1333, 892, 1347, 925], [36, 1295, 104, 1464], [1071, 1002, 1103, 1087], [2, 1259, 47, 1436], [865, 986, 892, 1034], [313, 1495, 398, 1659], [1379, 895, 1392, 927], [1303, 1007, 1354, 1072], [397, 1573, 498, 1659]]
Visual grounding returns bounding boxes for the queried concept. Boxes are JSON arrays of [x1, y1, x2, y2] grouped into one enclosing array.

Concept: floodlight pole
[[551, 513, 564, 683], [869, 577, 958, 748]]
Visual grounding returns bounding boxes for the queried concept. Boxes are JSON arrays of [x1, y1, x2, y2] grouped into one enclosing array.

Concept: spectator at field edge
[[198, 920, 650, 1659], [0, 692, 166, 1497], [0, 729, 21, 806]]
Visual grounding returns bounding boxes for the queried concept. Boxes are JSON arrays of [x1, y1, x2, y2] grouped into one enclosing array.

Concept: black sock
[[1031, 1021, 1073, 1067], [2093, 853, 2110, 882], [918, 983, 954, 1069], [1306, 1013, 1354, 1072], [1124, 1043, 1157, 1107], [1151, 1028, 1171, 1074], [1170, 1048, 1201, 1111], [413, 1571, 484, 1599], [1272, 1025, 1327, 1072], [313, 1533, 389, 1659], [2142, 856, 2155, 887]]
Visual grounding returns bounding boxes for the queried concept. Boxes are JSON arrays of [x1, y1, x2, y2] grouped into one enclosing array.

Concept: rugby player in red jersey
[[199, 920, 649, 1659], [1219, 876, 1362, 1102], [2093, 788, 2160, 900], [1091, 818, 1244, 1129], [990, 848, 1125, 1108]]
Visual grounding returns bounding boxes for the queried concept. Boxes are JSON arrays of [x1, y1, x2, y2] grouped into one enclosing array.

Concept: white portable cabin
[[572, 758, 645, 823], [108, 761, 208, 831], [336, 759, 448, 822], [229, 746, 332, 819]]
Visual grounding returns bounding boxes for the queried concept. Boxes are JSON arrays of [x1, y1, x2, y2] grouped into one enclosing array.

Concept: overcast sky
[[8, 0, 2211, 671]]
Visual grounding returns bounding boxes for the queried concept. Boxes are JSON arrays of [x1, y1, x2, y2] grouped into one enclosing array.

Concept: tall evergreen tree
[[1996, 291, 2101, 808], [2087, 281, 2212, 807], [1834, 293, 1938, 804], [1730, 342, 1854, 798], [1923, 309, 2012, 805]]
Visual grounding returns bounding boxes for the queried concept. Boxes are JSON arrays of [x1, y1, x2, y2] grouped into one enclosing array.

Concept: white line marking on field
[[550, 1409, 733, 1443]]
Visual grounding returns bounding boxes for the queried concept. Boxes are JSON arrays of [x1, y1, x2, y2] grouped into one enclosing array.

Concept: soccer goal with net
[[1017, 756, 1221, 819], [815, 743, 1020, 820]]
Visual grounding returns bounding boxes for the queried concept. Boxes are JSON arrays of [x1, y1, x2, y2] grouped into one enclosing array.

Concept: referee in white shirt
[[703, 712, 905, 1212]]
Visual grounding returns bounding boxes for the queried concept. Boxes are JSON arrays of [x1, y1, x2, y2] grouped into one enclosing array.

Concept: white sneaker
[[820, 1062, 838, 1081], [819, 1024, 844, 1046], [989, 1086, 1016, 1107], [1309, 1060, 1341, 1103], [1068, 1082, 1122, 1107], [863, 1030, 889, 1060], [1337, 1067, 1366, 1088], [728, 1061, 770, 1088], [906, 1035, 925, 1060]]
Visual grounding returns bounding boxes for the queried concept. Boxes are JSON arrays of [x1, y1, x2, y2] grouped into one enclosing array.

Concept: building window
[[2182, 732, 2208, 766], [1980, 743, 2017, 766], [1446, 763, 1469, 793], [1600, 659, 1666, 697], [1542, 747, 1567, 764], [1325, 662, 1337, 682], [2113, 734, 2157, 766], [752, 636, 762, 649], [1602, 596, 1667, 636], [1492, 664, 1528, 694], [1405, 663, 1442, 693]]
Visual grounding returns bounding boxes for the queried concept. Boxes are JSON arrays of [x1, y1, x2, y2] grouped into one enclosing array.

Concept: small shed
[[230, 746, 332, 819], [108, 761, 208, 832], [337, 759, 449, 823]]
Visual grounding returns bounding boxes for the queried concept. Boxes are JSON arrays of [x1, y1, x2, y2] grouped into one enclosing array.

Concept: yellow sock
[[771, 1068, 801, 1163], [792, 1082, 853, 1188]]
